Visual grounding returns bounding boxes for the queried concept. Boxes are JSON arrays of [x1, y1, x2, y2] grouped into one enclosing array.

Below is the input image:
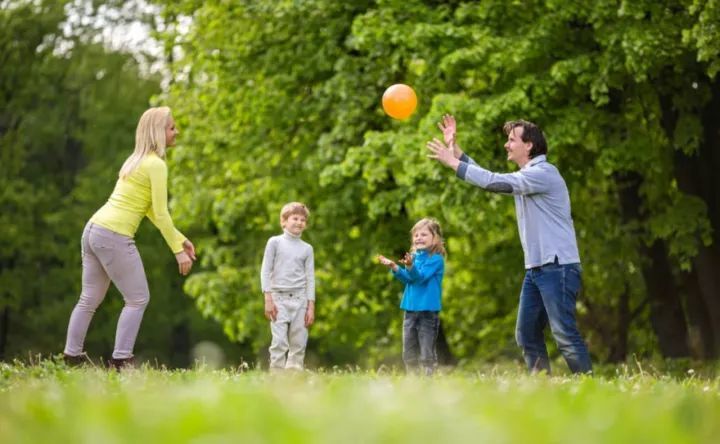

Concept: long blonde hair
[[410, 217, 447, 256], [119, 106, 172, 179]]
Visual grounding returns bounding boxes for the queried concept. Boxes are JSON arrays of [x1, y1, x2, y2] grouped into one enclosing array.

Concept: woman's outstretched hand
[[183, 239, 196, 261], [175, 251, 193, 275]]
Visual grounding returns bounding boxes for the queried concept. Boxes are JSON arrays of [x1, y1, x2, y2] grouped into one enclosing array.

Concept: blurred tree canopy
[[3, 0, 720, 368]]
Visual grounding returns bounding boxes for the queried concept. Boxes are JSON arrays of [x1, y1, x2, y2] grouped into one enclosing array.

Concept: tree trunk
[[615, 171, 690, 358], [0, 307, 8, 361], [607, 286, 630, 363], [681, 267, 716, 358], [670, 77, 720, 358], [643, 240, 690, 357], [690, 247, 720, 358], [171, 320, 191, 369]]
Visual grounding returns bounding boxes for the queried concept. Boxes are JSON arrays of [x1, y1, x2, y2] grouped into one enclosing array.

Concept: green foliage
[[0, 0, 242, 365], [152, 0, 720, 367]]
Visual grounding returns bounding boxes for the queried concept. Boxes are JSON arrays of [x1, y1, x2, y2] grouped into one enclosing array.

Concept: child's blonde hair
[[119, 106, 172, 179], [411, 217, 446, 256], [280, 202, 310, 227]]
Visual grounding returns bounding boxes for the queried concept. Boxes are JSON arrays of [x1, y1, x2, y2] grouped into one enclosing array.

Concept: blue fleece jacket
[[391, 249, 444, 311]]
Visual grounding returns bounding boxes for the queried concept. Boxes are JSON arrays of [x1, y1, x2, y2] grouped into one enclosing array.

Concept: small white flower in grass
[[497, 379, 511, 392], [687, 369, 695, 375]]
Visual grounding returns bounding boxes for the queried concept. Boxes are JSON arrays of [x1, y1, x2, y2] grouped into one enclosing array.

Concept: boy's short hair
[[280, 202, 310, 225]]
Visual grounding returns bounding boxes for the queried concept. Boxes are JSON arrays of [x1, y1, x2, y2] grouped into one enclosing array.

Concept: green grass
[[1, 360, 718, 443]]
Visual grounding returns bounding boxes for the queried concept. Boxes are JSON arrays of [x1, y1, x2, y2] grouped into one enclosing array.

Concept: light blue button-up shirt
[[456, 154, 580, 269]]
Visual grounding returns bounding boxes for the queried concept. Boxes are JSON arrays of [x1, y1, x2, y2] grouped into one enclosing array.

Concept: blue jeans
[[403, 311, 439, 375], [515, 262, 592, 374]]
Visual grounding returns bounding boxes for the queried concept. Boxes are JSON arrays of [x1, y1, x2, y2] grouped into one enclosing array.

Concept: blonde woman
[[63, 106, 195, 369]]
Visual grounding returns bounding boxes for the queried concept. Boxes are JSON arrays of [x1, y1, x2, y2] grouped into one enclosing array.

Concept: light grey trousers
[[269, 292, 308, 370], [64, 223, 150, 359]]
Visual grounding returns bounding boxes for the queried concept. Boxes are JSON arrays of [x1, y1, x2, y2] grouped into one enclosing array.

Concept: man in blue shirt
[[427, 115, 592, 374]]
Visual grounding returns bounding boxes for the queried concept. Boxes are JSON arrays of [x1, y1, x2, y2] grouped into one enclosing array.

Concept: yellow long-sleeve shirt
[[90, 153, 186, 253]]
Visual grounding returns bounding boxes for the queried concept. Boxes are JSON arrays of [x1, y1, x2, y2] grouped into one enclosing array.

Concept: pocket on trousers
[[89, 231, 114, 251], [403, 312, 417, 328], [563, 266, 582, 305], [567, 266, 582, 291], [88, 236, 119, 267]]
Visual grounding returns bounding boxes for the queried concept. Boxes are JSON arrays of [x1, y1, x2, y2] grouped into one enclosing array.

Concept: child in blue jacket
[[378, 217, 446, 375]]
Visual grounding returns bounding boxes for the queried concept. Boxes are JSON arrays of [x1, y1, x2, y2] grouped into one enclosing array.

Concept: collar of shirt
[[282, 229, 302, 240], [523, 154, 547, 170]]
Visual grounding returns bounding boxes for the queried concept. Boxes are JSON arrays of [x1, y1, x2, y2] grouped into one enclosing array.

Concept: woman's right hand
[[183, 239, 197, 261], [175, 251, 193, 275]]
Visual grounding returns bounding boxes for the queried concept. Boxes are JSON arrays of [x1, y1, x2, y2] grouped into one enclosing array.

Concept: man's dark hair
[[503, 120, 547, 158]]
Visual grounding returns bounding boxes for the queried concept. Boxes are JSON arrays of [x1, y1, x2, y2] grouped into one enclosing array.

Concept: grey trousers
[[64, 223, 150, 359], [403, 310, 439, 375], [269, 292, 308, 370]]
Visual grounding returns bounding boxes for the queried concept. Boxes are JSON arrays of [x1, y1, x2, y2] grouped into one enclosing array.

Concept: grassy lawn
[[1, 360, 718, 443]]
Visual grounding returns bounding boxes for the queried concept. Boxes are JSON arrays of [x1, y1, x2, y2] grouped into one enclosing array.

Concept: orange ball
[[382, 84, 417, 120]]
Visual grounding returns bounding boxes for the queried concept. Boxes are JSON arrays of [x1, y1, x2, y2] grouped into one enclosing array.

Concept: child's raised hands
[[398, 252, 414, 268], [376, 254, 399, 272]]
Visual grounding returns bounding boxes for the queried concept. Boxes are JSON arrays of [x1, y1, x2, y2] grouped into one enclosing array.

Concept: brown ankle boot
[[63, 353, 91, 367], [108, 356, 136, 371]]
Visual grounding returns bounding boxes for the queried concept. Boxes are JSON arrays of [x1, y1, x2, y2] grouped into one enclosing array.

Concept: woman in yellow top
[[63, 106, 196, 369]]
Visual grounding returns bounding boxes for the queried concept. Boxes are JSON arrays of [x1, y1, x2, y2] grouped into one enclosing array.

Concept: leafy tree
[[0, 0, 243, 366], [153, 0, 720, 367]]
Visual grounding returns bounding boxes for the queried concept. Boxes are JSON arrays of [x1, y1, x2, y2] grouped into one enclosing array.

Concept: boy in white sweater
[[260, 202, 315, 370]]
